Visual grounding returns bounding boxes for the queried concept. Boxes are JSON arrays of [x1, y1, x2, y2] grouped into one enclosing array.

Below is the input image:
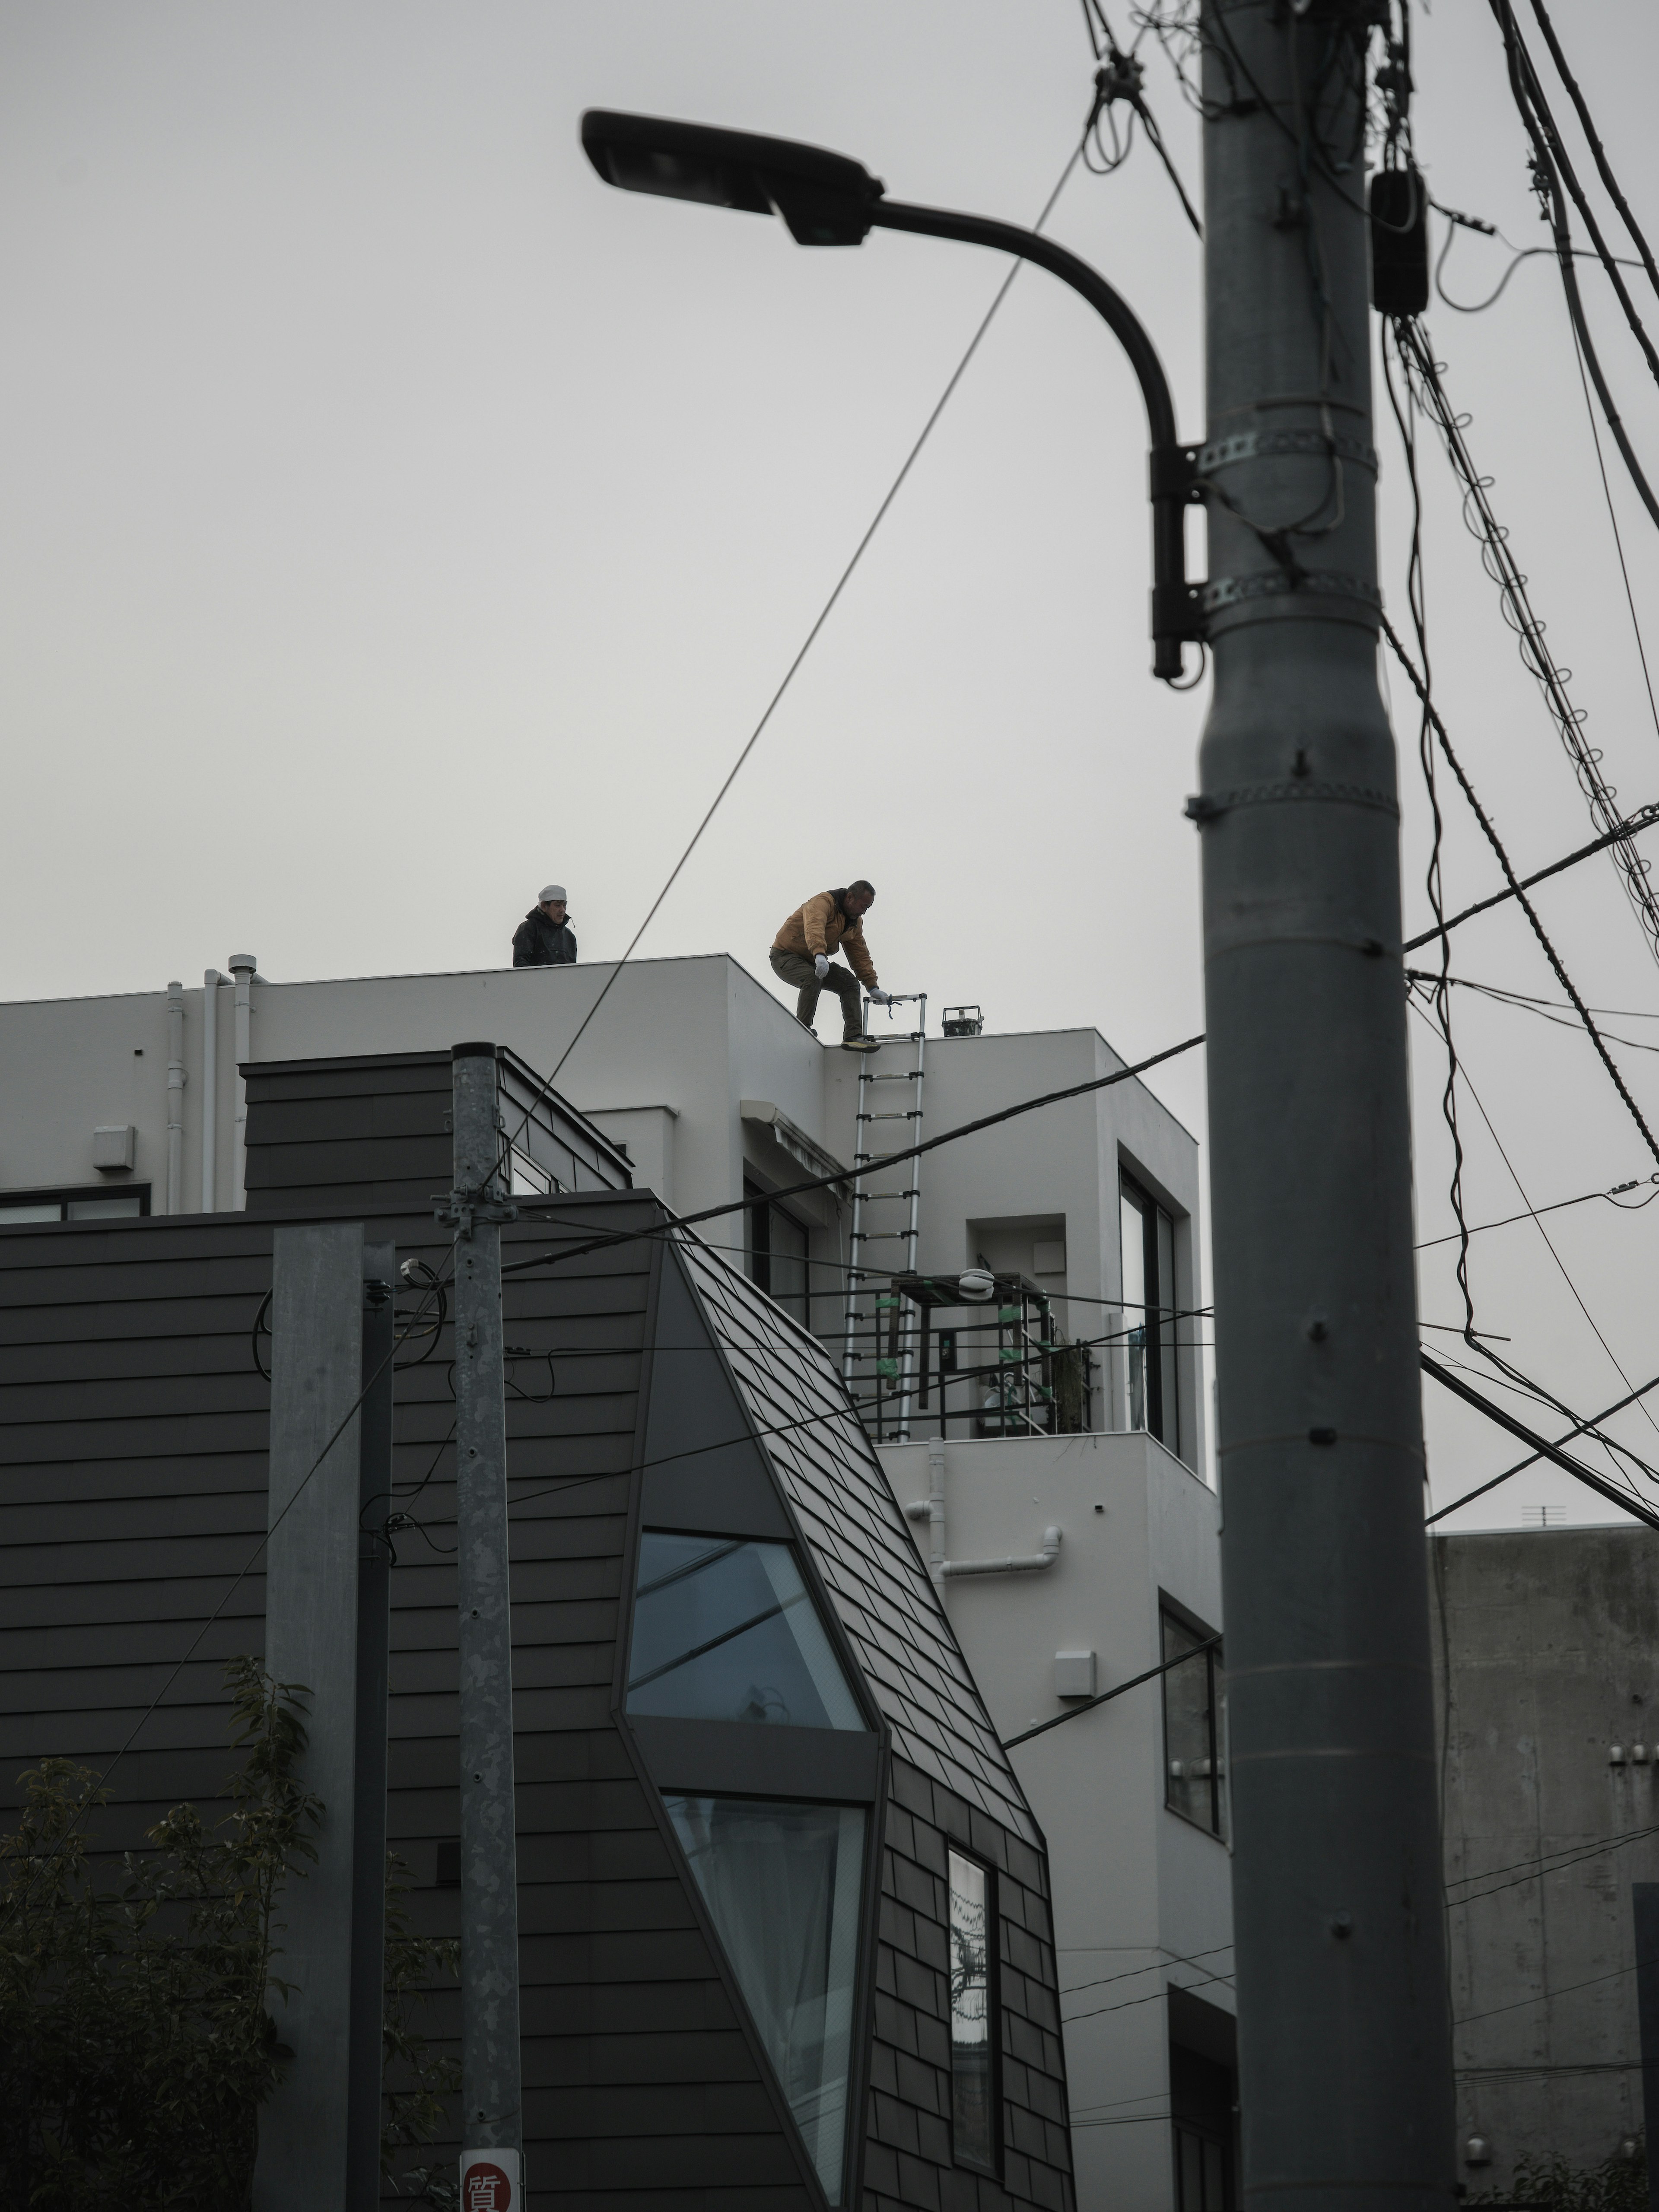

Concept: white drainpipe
[[906, 1439, 1062, 1578], [229, 953, 257, 1209], [201, 969, 221, 1211], [166, 982, 187, 1215]]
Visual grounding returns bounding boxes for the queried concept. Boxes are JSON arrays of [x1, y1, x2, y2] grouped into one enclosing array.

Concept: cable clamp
[[1198, 428, 1377, 476], [1185, 781, 1400, 824], [434, 1187, 520, 1237], [1202, 569, 1383, 614]]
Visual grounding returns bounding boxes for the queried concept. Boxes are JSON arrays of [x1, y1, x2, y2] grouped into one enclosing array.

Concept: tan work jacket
[[773, 892, 877, 988]]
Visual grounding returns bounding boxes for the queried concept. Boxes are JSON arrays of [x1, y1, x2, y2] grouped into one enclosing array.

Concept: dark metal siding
[[0, 1184, 1071, 2209], [243, 1048, 632, 1219]]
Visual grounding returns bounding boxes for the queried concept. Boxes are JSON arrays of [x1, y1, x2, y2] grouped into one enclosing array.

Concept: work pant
[[769, 947, 865, 1038]]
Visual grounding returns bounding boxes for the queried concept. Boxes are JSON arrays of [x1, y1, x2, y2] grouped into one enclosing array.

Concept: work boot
[[842, 1033, 880, 1054]]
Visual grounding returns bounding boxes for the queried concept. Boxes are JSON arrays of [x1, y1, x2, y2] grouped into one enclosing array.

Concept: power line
[[1408, 969, 1659, 1058], [1392, 319, 1659, 972], [1382, 613, 1659, 1166], [1003, 1633, 1218, 1748], [1426, 1367, 1659, 1526], [494, 131, 1092, 1177], [499, 1032, 1207, 1281], [1401, 804, 1659, 954], [1421, 1352, 1659, 1531], [1415, 1174, 1659, 1252], [1522, 0, 1659, 306], [1489, 0, 1659, 530]]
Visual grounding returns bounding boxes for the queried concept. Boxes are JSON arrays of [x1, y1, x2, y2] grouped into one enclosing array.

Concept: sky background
[[3, 0, 1658, 1528]]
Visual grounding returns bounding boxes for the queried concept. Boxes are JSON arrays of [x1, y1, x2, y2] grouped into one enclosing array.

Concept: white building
[[0, 950, 1233, 2207]]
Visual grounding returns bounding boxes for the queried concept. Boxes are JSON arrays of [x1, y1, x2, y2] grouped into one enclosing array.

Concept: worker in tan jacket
[[771, 880, 893, 1051]]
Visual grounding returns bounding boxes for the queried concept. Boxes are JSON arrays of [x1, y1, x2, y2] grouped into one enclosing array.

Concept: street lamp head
[[580, 110, 884, 246]]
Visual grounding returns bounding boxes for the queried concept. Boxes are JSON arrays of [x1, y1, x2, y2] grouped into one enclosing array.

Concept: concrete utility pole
[[346, 1242, 397, 2207], [448, 1042, 524, 2196], [1196, 5, 1456, 2201], [255, 1221, 367, 2211]]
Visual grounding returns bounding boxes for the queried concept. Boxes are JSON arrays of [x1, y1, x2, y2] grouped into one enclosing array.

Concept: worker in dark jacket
[[512, 885, 578, 967]]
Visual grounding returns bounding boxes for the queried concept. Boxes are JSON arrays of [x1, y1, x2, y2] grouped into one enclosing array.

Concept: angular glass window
[[665, 1794, 864, 2202], [627, 1532, 864, 1729], [948, 1848, 996, 2170], [1162, 1608, 1225, 1838]]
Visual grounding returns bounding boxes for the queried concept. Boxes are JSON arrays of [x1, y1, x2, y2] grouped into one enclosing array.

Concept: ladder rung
[[850, 1231, 912, 1242], [858, 1189, 919, 1201], [856, 1111, 923, 1122], [866, 1071, 922, 1081]]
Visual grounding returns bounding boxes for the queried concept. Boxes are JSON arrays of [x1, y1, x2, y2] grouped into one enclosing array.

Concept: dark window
[[1162, 1609, 1225, 1838], [664, 1793, 865, 2202], [626, 1532, 864, 1730], [1120, 1172, 1180, 1454], [948, 1847, 998, 2172], [744, 1177, 810, 1328], [0, 1187, 149, 1224], [1170, 2044, 1236, 2209]]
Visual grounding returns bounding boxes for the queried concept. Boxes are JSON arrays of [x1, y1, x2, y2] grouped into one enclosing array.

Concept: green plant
[[1470, 2144, 1647, 2212], [0, 1659, 459, 2210]]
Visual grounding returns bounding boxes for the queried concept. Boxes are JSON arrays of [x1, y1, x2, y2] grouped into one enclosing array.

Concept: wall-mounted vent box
[[93, 1125, 136, 1172], [1055, 1651, 1097, 1699]]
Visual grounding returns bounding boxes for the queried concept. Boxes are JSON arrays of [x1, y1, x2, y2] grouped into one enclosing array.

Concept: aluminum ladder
[[841, 992, 926, 1442]]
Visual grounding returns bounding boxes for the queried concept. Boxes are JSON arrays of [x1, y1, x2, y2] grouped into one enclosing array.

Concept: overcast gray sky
[[3, 0, 1657, 1529]]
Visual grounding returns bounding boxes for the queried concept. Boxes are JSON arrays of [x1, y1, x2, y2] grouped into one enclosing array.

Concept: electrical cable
[[1391, 319, 1659, 970], [1522, 0, 1659, 306], [1382, 614, 1659, 1167], [1409, 994, 1659, 1464], [1415, 1175, 1659, 1252], [1426, 1370, 1659, 1526], [1446, 1821, 1659, 1907], [1402, 803, 1659, 954], [1421, 1351, 1659, 1531], [1568, 315, 1659, 751], [493, 130, 1096, 1181], [1492, 0, 1659, 397], [1489, 0, 1659, 531], [1407, 970, 1659, 1058], [499, 1033, 1206, 1281], [1003, 1634, 1219, 1747]]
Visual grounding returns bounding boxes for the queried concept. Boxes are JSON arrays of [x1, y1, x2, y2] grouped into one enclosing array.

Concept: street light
[[580, 110, 1201, 682]]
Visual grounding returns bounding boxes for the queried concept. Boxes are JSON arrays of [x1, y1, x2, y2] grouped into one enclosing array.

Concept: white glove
[[868, 988, 893, 1006], [814, 954, 829, 979]]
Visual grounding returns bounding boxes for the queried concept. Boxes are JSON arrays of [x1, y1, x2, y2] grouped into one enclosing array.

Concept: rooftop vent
[[942, 1005, 983, 1038]]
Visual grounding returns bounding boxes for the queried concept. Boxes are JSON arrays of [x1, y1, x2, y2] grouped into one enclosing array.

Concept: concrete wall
[[0, 960, 1204, 1464], [1435, 1525, 1659, 2187], [879, 1432, 1231, 2212]]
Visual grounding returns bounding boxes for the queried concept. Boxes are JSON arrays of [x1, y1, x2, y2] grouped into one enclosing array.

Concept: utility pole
[[1196, 5, 1456, 2201], [346, 1242, 396, 2207], [447, 1042, 524, 2201]]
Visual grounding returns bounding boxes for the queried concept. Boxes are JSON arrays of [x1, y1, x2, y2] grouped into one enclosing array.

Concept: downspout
[[166, 982, 186, 1215], [906, 1440, 1061, 1578], [201, 970, 221, 1212], [229, 953, 257, 1210]]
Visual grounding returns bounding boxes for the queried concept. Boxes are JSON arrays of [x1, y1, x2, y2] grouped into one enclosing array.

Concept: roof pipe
[[229, 953, 257, 1210], [906, 1448, 1062, 1579], [200, 970, 221, 1211], [166, 982, 186, 1215]]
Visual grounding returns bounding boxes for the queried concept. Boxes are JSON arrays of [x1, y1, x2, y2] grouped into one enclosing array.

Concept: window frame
[[1159, 1601, 1226, 1841], [946, 1844, 1002, 2178], [1119, 1169, 1182, 1457], [743, 1176, 814, 1332], [616, 1238, 888, 2210], [0, 1185, 152, 1224]]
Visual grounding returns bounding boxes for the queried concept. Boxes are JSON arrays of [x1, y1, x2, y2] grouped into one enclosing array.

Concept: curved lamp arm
[[580, 107, 1203, 680], [870, 200, 1198, 680]]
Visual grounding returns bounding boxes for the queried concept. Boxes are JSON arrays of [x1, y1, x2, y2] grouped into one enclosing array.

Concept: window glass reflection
[[627, 1532, 864, 1729], [948, 1848, 995, 2170], [666, 1794, 864, 2202], [1162, 1610, 1225, 1837]]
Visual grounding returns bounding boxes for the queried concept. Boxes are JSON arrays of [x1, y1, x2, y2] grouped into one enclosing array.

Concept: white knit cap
[[539, 884, 567, 904]]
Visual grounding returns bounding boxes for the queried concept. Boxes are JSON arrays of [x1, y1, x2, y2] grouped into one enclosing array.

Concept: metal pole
[[1196, 6, 1455, 2201], [165, 981, 186, 1215], [448, 1042, 524, 2194], [346, 1243, 396, 2208]]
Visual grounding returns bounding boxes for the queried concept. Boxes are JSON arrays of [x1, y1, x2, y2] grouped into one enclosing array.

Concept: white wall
[[879, 1431, 1230, 2212]]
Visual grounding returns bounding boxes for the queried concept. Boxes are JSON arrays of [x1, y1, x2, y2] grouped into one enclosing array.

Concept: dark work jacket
[[512, 909, 578, 967]]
